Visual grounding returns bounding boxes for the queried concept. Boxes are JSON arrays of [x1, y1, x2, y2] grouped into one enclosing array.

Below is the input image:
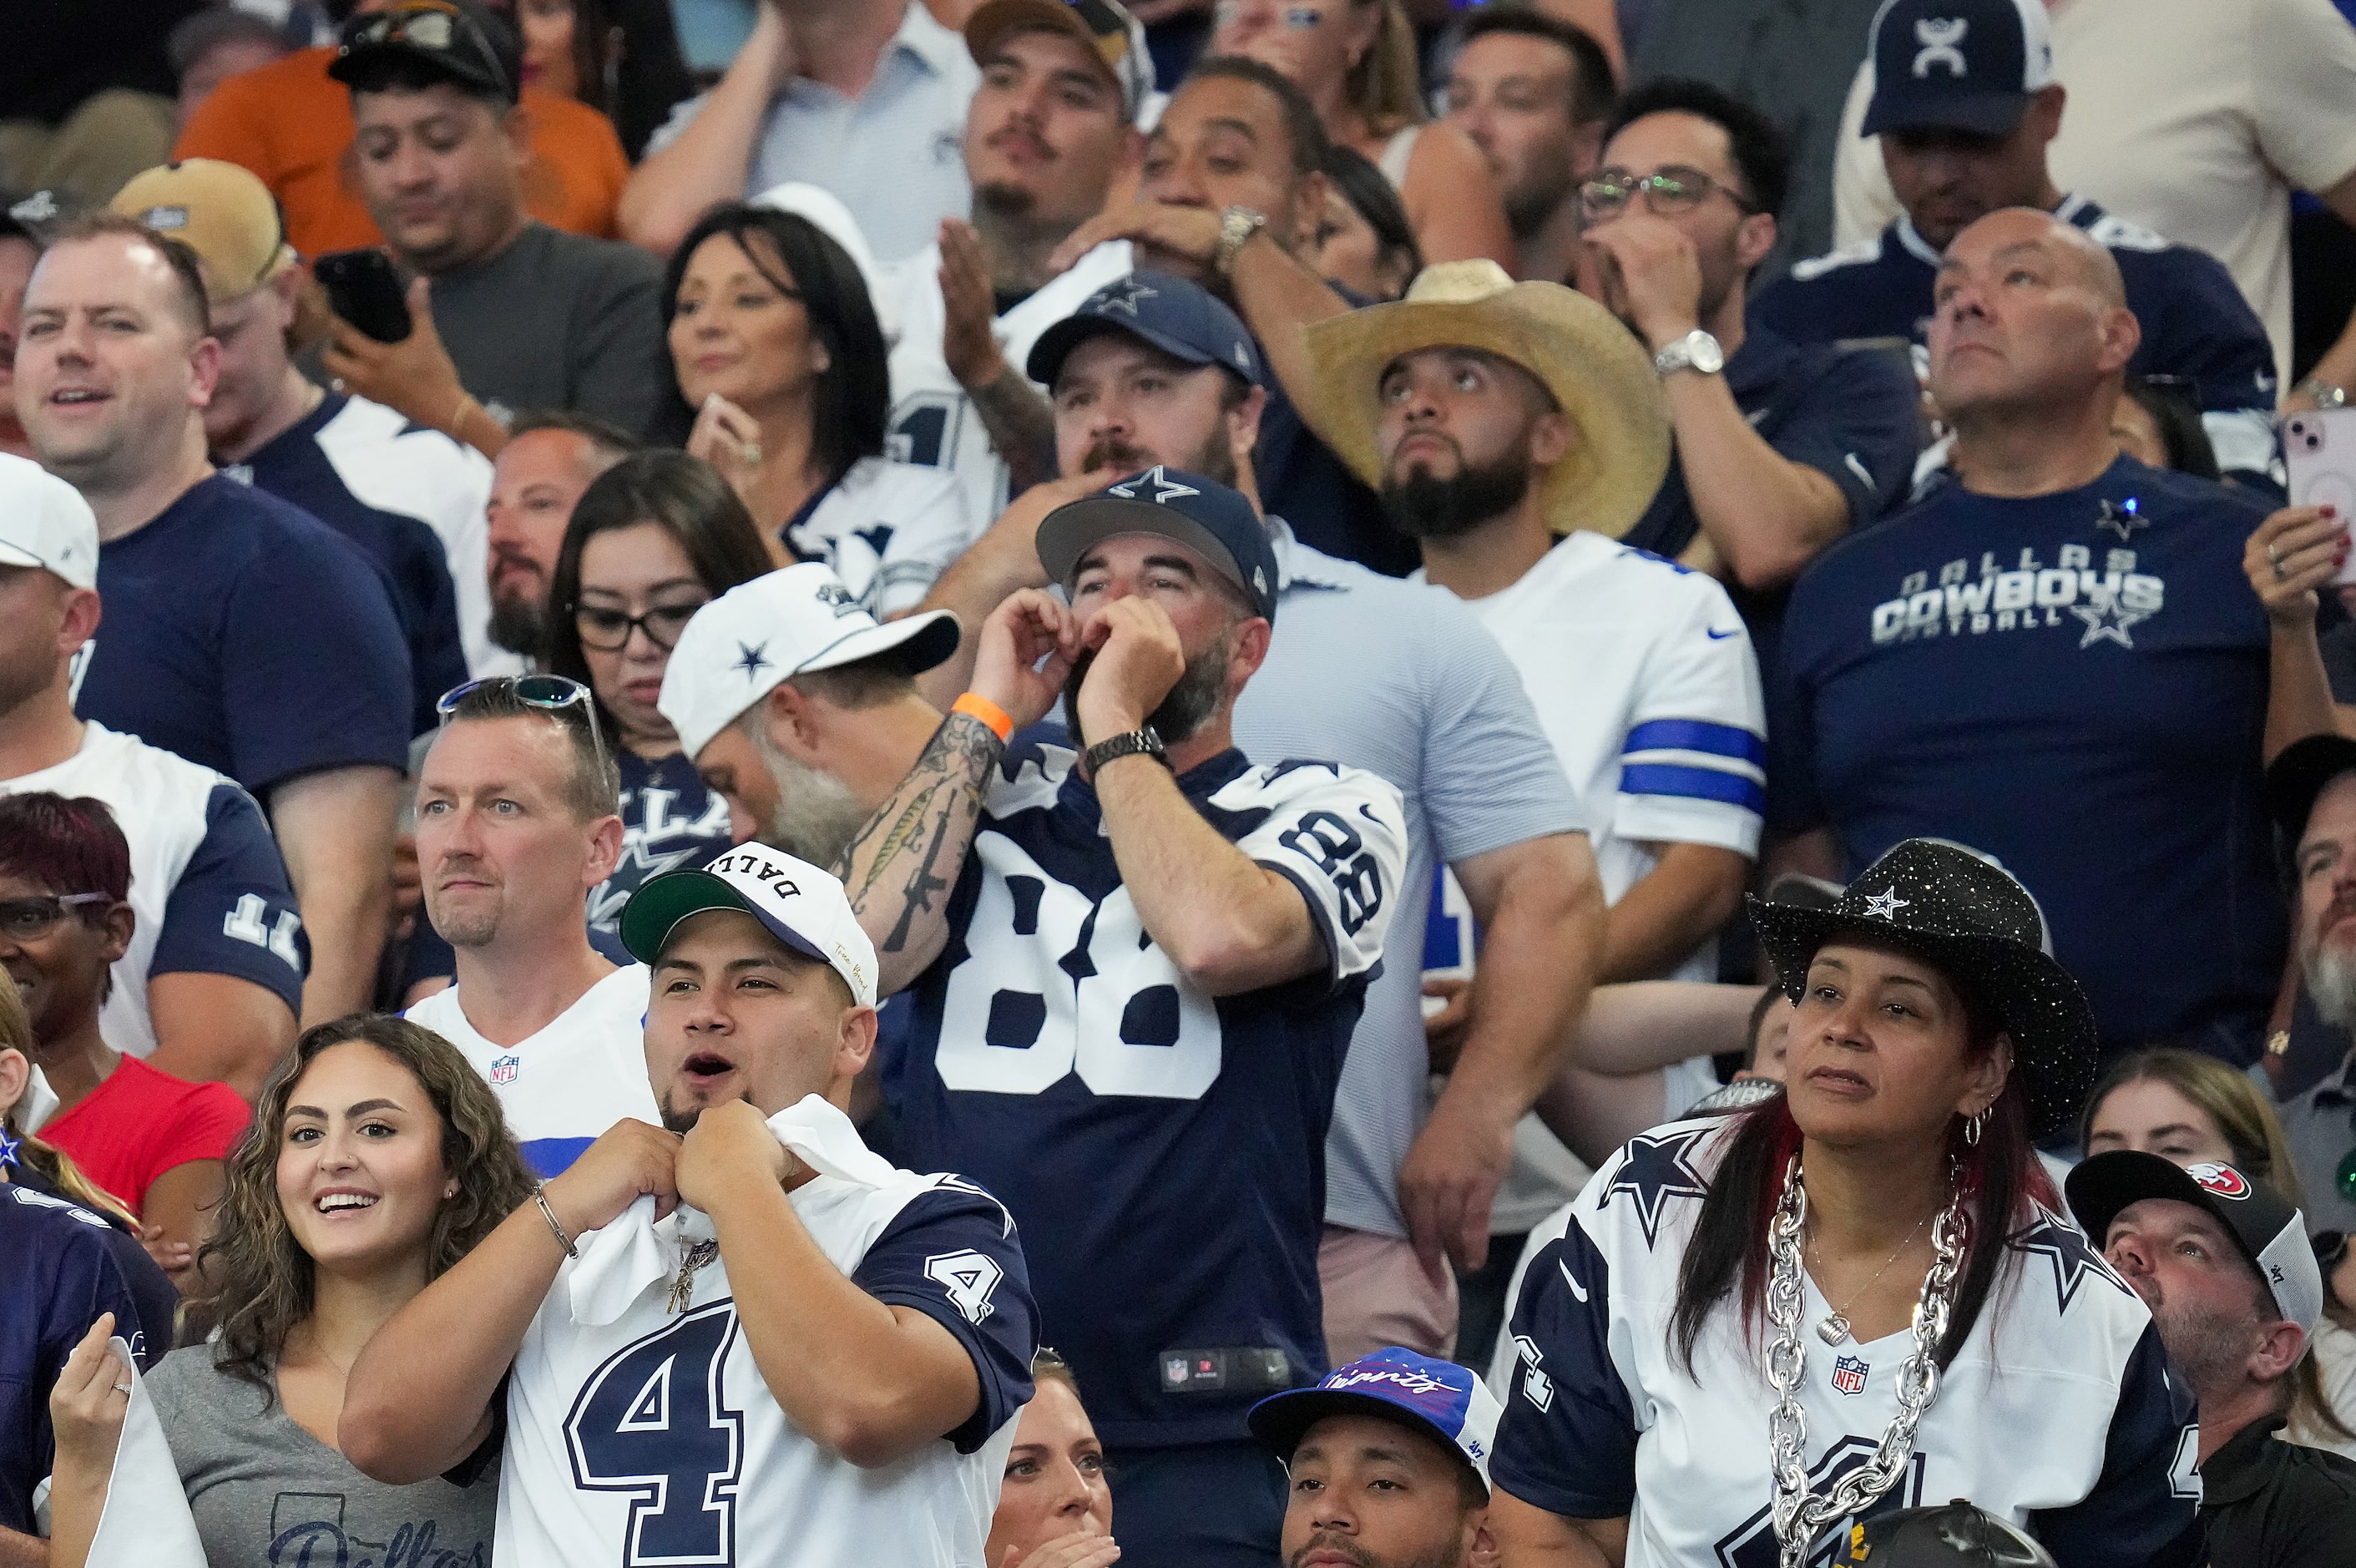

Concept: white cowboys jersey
[[1493, 1117, 2202, 1568], [874, 240, 1135, 526], [786, 455, 978, 618], [406, 964, 659, 1180], [495, 1098, 1038, 1568]]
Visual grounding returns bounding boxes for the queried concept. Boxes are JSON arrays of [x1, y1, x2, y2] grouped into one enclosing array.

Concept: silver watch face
[[1686, 331, 1725, 375]]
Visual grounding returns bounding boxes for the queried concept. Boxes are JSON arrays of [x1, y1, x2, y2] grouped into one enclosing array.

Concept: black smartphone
[[313, 248, 412, 343]]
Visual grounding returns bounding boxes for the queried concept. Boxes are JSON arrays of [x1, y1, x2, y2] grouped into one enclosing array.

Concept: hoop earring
[[1963, 1107, 1988, 1146]]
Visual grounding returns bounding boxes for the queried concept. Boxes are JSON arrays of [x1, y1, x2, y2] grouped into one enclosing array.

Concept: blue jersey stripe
[[521, 1136, 596, 1178], [1622, 718, 1766, 766], [1619, 761, 1767, 815]]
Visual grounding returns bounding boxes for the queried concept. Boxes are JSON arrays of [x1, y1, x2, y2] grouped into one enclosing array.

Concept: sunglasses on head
[[436, 673, 609, 777]]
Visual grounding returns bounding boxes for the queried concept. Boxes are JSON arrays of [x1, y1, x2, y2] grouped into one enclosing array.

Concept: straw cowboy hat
[[1299, 260, 1671, 539]]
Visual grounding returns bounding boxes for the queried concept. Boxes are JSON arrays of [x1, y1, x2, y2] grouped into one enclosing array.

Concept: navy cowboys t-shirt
[[888, 739, 1407, 1448], [1772, 455, 2281, 1051], [234, 391, 468, 735], [585, 750, 736, 934], [78, 476, 413, 795]]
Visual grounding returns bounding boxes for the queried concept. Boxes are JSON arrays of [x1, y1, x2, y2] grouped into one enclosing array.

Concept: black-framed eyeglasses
[[0, 893, 110, 943], [571, 599, 709, 653], [340, 2, 512, 99], [436, 674, 609, 779], [1580, 164, 1757, 221]]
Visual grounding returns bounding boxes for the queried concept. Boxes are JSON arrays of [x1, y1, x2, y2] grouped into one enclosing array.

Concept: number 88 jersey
[[892, 741, 1408, 1447]]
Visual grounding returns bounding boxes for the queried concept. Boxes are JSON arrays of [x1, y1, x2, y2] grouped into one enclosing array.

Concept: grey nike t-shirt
[[146, 1345, 498, 1565]]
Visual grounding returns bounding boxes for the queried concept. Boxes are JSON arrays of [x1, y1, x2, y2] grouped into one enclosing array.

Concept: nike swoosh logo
[[1706, 626, 1741, 640], [1558, 1258, 1590, 1302]]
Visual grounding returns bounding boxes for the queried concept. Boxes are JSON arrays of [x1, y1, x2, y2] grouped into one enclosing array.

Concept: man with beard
[[935, 271, 1599, 1375], [860, 0, 1155, 525], [482, 410, 636, 665], [1579, 80, 1919, 614], [655, 563, 963, 866], [403, 675, 660, 1177], [838, 469, 1409, 1566], [1302, 258, 1763, 1277], [2262, 735, 2356, 1235], [2070, 1151, 2356, 1565], [343, 847, 1040, 1567], [1441, 8, 1617, 288]]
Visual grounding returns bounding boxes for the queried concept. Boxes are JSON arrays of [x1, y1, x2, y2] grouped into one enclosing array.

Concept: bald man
[[1766, 206, 2285, 1062]]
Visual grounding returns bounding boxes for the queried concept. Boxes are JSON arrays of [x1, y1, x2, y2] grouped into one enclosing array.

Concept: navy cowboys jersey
[[1771, 456, 2280, 1049], [1752, 198, 2278, 477], [1494, 1118, 2202, 1568], [888, 740, 1408, 1446]]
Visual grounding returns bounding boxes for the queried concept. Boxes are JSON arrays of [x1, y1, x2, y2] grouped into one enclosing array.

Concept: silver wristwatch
[[2299, 377, 2349, 410], [1212, 206, 1267, 277], [1653, 328, 1725, 377]]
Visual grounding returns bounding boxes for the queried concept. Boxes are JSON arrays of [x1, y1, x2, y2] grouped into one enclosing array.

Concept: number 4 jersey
[[498, 1097, 1038, 1568], [889, 740, 1408, 1448]]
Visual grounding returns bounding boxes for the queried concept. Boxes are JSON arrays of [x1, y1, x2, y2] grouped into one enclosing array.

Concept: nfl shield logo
[[490, 1055, 520, 1085], [1832, 1355, 1868, 1396]]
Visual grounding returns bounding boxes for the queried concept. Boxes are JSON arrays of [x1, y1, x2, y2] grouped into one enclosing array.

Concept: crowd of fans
[[6, 0, 2356, 1563]]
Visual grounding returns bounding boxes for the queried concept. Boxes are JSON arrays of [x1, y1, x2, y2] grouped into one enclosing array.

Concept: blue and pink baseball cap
[[1248, 1348, 1500, 1494]]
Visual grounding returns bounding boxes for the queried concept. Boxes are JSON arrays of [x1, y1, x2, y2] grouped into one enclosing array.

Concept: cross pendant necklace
[[669, 1237, 719, 1315], [1809, 1211, 1930, 1345]]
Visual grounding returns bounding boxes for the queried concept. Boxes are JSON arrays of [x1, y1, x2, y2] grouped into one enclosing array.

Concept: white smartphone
[[2283, 408, 2356, 584]]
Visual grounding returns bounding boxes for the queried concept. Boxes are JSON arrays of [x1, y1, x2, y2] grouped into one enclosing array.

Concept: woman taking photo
[[1211, 0, 1514, 270], [665, 203, 977, 617], [43, 1014, 534, 1567], [1487, 839, 2202, 1568], [541, 450, 773, 932]]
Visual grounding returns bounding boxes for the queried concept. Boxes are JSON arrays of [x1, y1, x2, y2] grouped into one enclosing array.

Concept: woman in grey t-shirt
[[46, 1014, 537, 1565]]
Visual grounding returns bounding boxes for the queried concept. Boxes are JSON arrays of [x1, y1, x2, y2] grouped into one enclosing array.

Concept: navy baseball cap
[[1248, 1348, 1501, 1494], [332, 0, 522, 104], [1026, 270, 1264, 389], [1036, 466, 1280, 623], [1861, 0, 2054, 139]]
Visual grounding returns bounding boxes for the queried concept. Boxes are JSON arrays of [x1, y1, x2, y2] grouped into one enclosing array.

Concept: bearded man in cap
[[840, 468, 1409, 1565]]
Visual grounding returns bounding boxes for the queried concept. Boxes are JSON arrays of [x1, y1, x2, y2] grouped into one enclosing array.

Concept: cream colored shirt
[[1830, 0, 2356, 383]]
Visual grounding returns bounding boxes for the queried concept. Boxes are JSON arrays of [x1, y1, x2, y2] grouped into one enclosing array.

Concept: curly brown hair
[[200, 1013, 535, 1396]]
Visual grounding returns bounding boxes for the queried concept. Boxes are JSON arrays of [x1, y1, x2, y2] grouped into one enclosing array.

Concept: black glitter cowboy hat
[[1747, 838, 2099, 1140]]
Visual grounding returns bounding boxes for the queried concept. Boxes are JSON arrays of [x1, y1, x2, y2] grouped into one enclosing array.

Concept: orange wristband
[[952, 692, 1014, 742]]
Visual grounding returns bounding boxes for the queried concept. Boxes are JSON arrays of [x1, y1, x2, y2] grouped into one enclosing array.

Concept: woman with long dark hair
[[43, 1014, 535, 1568], [1485, 839, 2202, 1568], [665, 203, 978, 617], [540, 450, 772, 932]]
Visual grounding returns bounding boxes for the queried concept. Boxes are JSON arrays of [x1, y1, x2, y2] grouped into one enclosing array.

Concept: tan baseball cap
[[109, 159, 294, 304]]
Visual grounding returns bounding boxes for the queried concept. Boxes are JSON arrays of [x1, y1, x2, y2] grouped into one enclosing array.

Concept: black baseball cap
[[1027, 270, 1265, 390], [2065, 1151, 2325, 1338], [2267, 732, 2356, 852], [331, 0, 522, 104], [1036, 466, 1281, 624], [1861, 0, 2055, 139]]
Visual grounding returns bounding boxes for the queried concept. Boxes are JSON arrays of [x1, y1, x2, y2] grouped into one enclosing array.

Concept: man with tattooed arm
[[837, 466, 1408, 1568]]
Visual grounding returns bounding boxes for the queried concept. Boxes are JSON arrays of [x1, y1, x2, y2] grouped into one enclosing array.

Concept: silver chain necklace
[[1764, 1155, 1969, 1568], [1807, 1207, 1930, 1345]]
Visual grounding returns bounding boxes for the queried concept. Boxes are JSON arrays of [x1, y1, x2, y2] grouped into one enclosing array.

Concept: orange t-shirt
[[174, 46, 631, 259]]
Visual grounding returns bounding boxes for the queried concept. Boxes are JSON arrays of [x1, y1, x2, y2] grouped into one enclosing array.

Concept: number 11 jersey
[[890, 740, 1408, 1448]]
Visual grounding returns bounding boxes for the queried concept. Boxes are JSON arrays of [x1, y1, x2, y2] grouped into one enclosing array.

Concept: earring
[[1963, 1107, 1988, 1146], [444, 1182, 459, 1199]]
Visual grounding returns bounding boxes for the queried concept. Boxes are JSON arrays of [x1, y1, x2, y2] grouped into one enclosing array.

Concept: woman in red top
[[0, 794, 248, 1296]]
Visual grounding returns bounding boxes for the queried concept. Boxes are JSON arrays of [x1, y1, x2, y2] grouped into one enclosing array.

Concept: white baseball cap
[[658, 563, 960, 763], [619, 842, 880, 1008], [0, 455, 99, 590]]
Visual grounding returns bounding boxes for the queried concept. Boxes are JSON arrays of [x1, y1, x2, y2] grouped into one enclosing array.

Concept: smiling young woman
[[1484, 838, 2207, 1568], [42, 1015, 535, 1568]]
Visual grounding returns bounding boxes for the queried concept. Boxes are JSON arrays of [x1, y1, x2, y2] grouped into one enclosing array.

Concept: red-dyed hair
[[0, 792, 131, 905]]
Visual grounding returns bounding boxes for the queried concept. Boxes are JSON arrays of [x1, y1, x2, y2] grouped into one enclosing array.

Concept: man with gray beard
[[657, 563, 963, 867], [2266, 733, 2356, 1236]]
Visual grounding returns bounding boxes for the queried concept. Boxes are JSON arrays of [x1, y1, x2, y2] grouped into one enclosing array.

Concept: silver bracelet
[[533, 1186, 578, 1258]]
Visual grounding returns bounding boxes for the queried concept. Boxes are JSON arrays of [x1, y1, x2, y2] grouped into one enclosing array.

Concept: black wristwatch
[[1083, 726, 1168, 776]]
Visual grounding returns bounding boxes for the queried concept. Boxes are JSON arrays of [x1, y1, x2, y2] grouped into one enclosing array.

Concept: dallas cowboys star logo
[[2008, 1213, 2131, 1318], [1862, 888, 1909, 920], [1600, 1125, 1712, 1247], [1106, 465, 1200, 506], [2068, 594, 2149, 650], [733, 640, 773, 679], [2094, 497, 2147, 543], [0, 1122, 20, 1173], [1094, 279, 1158, 316]]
